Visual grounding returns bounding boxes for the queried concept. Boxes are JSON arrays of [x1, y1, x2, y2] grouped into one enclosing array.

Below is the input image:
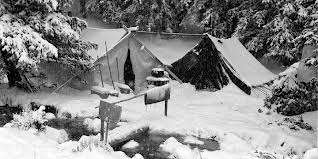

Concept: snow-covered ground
[[0, 79, 317, 159]]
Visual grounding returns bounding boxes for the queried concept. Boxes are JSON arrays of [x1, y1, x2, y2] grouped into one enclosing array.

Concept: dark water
[[113, 131, 220, 159]]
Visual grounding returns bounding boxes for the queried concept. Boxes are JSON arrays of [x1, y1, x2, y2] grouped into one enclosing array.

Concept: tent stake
[[105, 117, 110, 144], [106, 42, 115, 90], [100, 118, 105, 141]]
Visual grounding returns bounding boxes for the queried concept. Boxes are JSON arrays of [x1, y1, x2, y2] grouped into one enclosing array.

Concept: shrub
[[47, 118, 96, 141], [265, 78, 318, 116], [7, 106, 48, 131]]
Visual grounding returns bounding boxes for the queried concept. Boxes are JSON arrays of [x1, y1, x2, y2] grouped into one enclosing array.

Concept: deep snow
[[0, 79, 317, 159]]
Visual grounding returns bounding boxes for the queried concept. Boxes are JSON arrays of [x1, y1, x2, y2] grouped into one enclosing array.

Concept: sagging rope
[[51, 64, 97, 94]]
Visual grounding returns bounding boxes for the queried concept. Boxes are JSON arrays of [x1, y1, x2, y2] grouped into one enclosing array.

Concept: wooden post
[[106, 42, 115, 90], [98, 64, 104, 87], [105, 41, 108, 52], [164, 99, 168, 116], [116, 58, 120, 82], [105, 117, 110, 144], [100, 119, 105, 141]]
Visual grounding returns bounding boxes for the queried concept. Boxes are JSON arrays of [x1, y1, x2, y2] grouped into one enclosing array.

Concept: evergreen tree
[[0, 0, 96, 87], [84, 0, 318, 65]]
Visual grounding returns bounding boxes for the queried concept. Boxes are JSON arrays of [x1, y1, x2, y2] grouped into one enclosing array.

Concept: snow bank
[[0, 127, 143, 159], [43, 126, 68, 144], [304, 148, 318, 159], [160, 137, 200, 159], [122, 140, 139, 149], [132, 154, 144, 159], [0, 86, 100, 118], [83, 118, 107, 133], [44, 112, 56, 120], [108, 122, 149, 145], [183, 136, 204, 145]]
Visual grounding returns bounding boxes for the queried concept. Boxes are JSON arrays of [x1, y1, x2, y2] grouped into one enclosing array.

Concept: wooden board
[[99, 100, 122, 128]]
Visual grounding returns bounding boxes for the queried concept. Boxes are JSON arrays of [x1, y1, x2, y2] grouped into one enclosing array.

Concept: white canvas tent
[[92, 31, 184, 92], [171, 34, 276, 94]]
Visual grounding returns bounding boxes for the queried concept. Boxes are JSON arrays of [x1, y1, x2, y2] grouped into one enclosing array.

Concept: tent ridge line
[[132, 30, 204, 37]]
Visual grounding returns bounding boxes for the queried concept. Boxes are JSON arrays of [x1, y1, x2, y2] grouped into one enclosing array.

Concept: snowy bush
[[7, 106, 48, 131], [271, 62, 299, 90], [59, 134, 112, 153], [265, 78, 318, 116]]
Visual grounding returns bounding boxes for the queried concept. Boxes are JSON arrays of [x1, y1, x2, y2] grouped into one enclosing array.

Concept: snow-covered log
[[91, 86, 110, 99], [108, 122, 149, 148]]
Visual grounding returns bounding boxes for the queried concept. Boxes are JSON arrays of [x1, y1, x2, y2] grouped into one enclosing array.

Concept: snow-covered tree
[[0, 0, 96, 87], [85, 0, 193, 32], [84, 0, 318, 65]]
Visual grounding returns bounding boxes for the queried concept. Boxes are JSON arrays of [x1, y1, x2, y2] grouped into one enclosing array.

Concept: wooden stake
[[105, 41, 108, 52], [164, 99, 168, 116], [98, 64, 104, 87], [100, 119, 105, 141], [116, 58, 120, 82], [106, 42, 115, 90], [105, 118, 110, 144]]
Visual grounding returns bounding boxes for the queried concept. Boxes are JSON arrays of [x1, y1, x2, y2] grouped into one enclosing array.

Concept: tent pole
[[116, 58, 120, 82], [164, 65, 183, 84], [106, 42, 115, 90], [98, 64, 104, 87]]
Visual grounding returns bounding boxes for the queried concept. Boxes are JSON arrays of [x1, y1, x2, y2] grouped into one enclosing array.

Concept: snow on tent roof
[[208, 35, 276, 86], [133, 31, 203, 65], [80, 27, 128, 61]]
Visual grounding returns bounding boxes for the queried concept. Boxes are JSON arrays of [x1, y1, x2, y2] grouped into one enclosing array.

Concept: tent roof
[[80, 27, 128, 61], [207, 35, 276, 86], [132, 31, 203, 65]]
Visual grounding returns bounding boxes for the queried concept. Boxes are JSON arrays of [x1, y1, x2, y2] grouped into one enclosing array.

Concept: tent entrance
[[124, 49, 135, 91]]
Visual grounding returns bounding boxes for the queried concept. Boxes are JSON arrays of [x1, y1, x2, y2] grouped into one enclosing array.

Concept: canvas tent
[[171, 34, 276, 95], [93, 32, 163, 92]]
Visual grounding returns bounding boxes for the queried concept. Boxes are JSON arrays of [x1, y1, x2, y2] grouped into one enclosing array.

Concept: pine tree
[[0, 0, 96, 87]]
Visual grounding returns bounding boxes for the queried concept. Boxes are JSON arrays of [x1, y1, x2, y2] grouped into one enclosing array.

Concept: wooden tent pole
[[106, 42, 115, 90], [163, 65, 183, 84], [116, 58, 120, 82], [98, 64, 104, 87]]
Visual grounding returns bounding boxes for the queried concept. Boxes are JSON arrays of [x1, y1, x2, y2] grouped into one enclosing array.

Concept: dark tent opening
[[124, 49, 135, 91]]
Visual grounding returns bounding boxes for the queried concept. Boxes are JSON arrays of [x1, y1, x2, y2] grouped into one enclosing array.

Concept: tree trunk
[[0, 50, 22, 87]]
